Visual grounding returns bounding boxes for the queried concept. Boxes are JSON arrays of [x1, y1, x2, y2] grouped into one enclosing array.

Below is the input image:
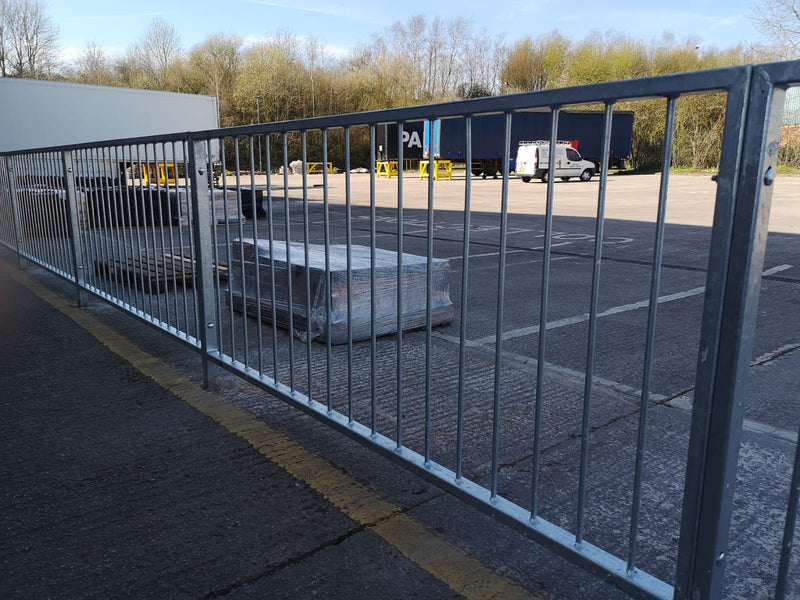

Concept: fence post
[[61, 150, 88, 307], [674, 66, 787, 599], [4, 157, 25, 270], [188, 139, 218, 387]]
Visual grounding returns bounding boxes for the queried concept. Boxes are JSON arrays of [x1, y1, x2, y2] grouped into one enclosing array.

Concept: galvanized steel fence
[[1, 61, 798, 599]]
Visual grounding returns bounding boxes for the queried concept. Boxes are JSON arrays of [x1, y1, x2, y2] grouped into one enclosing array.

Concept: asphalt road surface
[[3, 171, 797, 599]]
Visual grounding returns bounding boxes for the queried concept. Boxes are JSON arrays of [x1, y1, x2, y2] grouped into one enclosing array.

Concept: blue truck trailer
[[417, 110, 634, 177]]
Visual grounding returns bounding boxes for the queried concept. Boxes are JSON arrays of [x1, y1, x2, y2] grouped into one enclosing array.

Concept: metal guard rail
[[1, 61, 798, 600]]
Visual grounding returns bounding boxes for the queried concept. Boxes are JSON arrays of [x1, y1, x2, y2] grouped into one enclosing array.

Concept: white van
[[515, 141, 595, 183]]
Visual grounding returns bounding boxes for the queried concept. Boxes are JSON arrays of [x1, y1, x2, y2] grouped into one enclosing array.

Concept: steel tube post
[[60, 150, 88, 307], [188, 138, 219, 388], [674, 66, 786, 599]]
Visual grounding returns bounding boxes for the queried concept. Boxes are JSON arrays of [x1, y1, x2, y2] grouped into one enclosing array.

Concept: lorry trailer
[[418, 110, 634, 177], [0, 78, 219, 182]]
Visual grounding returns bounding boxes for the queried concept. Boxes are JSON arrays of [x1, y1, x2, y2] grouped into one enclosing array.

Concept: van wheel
[[560, 177, 571, 182], [580, 169, 593, 182], [540, 171, 549, 183], [521, 176, 531, 183]]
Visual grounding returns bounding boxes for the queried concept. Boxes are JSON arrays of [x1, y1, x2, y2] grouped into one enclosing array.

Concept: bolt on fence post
[[188, 139, 218, 388], [61, 150, 89, 307], [3, 157, 25, 271]]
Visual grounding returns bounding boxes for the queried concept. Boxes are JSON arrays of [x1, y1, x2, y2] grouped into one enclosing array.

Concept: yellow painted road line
[[5, 262, 539, 600]]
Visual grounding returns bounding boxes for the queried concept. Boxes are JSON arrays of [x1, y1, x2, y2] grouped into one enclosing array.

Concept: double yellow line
[[4, 260, 538, 600]]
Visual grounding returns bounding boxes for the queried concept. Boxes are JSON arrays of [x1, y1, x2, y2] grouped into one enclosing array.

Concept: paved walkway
[[0, 251, 564, 600]]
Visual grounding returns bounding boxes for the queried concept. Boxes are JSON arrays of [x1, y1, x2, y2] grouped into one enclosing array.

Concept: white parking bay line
[[473, 264, 793, 346], [762, 264, 793, 277], [445, 249, 528, 261]]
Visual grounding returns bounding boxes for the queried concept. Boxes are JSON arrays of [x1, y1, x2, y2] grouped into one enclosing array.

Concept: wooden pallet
[[94, 253, 228, 291], [163, 253, 229, 282]]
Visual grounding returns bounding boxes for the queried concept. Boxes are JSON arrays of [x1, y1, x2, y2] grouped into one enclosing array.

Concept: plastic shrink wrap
[[228, 239, 454, 343]]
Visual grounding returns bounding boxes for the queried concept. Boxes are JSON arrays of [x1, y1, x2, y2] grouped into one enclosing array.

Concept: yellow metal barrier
[[306, 162, 333, 174], [376, 160, 399, 178], [419, 160, 452, 180]]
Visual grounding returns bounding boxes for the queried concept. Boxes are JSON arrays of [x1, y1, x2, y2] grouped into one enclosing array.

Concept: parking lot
[[258, 170, 798, 404], [198, 169, 799, 597], [3, 169, 798, 598]]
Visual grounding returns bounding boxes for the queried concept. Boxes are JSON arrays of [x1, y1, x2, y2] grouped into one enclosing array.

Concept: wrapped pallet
[[228, 239, 454, 343]]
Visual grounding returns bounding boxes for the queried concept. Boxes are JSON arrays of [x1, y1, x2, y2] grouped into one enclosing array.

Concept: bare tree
[[186, 34, 243, 122], [434, 17, 470, 99], [1, 0, 59, 78], [386, 15, 473, 101], [304, 37, 327, 117], [502, 32, 571, 92], [749, 0, 800, 58], [0, 0, 8, 76], [461, 28, 505, 97], [74, 41, 114, 86], [130, 17, 183, 89]]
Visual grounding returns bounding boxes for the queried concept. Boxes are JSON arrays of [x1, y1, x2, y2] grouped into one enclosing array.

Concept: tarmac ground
[[1, 172, 798, 599]]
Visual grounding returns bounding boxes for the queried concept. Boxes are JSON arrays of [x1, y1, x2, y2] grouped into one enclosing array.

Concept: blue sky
[[50, 0, 764, 63]]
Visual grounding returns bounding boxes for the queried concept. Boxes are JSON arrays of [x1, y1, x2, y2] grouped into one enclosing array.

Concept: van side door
[[563, 147, 584, 177]]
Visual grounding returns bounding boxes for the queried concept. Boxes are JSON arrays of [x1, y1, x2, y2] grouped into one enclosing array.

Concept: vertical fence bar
[[424, 119, 435, 462], [282, 133, 296, 391], [44, 153, 63, 271], [369, 126, 379, 438], [26, 154, 44, 262], [100, 148, 113, 300], [55, 152, 71, 273], [321, 129, 332, 410], [530, 108, 560, 516], [109, 147, 125, 307], [301, 131, 313, 400], [345, 127, 355, 426], [233, 138, 249, 368], [124, 150, 142, 309], [628, 96, 677, 572], [395, 123, 406, 452], [226, 141, 239, 360], [0, 158, 12, 247], [455, 116, 472, 481], [183, 141, 201, 344], [141, 146, 158, 313], [4, 158, 24, 270], [219, 140, 235, 358], [17, 154, 34, 261], [675, 67, 786, 599], [264, 137, 280, 381], [60, 150, 88, 306], [188, 139, 218, 387], [168, 142, 183, 333], [29, 154, 44, 260], [155, 152, 167, 321], [96, 148, 115, 295], [575, 103, 614, 545], [157, 145, 173, 328], [490, 113, 513, 498], [247, 135, 265, 376]]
